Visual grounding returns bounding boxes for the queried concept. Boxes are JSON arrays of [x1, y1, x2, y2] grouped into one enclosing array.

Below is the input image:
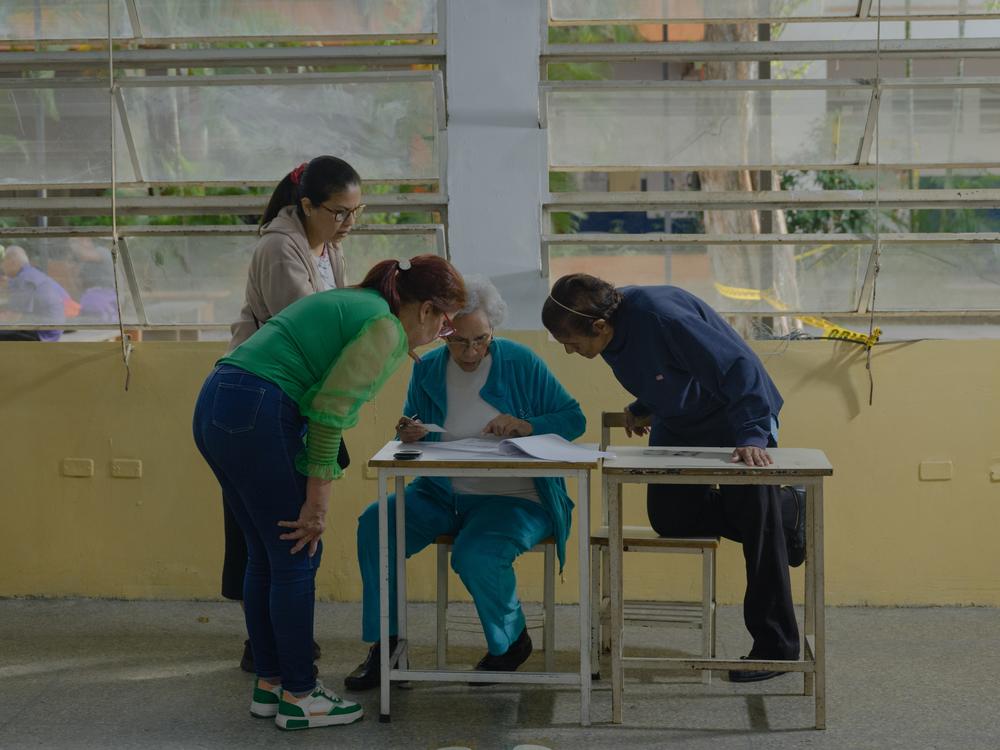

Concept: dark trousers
[[193, 365, 320, 691], [646, 430, 800, 660], [221, 430, 349, 601]]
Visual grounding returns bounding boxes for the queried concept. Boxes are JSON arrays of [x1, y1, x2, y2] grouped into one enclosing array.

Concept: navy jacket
[[601, 286, 783, 448]]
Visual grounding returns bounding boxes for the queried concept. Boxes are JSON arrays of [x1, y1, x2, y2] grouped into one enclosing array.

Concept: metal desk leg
[[577, 470, 592, 726], [377, 472, 391, 722], [804, 479, 815, 698], [436, 542, 448, 670], [701, 546, 714, 685], [600, 544, 611, 654], [607, 475, 624, 724], [590, 539, 601, 679], [395, 475, 408, 673], [813, 482, 827, 730], [544, 541, 556, 673]]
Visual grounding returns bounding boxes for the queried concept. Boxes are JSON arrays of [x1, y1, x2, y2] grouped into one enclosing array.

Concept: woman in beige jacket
[[224, 155, 365, 673], [228, 156, 363, 350]]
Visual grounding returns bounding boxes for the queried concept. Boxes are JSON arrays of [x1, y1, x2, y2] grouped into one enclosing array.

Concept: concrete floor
[[1, 599, 999, 750]]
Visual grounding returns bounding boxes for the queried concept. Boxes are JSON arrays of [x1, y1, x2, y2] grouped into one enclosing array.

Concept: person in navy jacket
[[542, 273, 805, 682]]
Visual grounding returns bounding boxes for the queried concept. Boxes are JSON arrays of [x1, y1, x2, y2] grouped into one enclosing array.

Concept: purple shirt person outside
[[2, 247, 70, 342]]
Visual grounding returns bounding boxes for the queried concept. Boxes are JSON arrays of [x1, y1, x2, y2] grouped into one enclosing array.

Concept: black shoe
[[471, 628, 532, 686], [241, 639, 322, 675], [728, 655, 791, 683], [344, 637, 397, 691], [786, 486, 806, 568]]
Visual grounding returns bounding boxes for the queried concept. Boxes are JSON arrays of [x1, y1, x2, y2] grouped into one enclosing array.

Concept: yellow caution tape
[[713, 281, 881, 349], [792, 243, 834, 261]]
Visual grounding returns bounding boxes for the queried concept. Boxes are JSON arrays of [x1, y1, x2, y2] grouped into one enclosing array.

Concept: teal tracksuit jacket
[[402, 337, 586, 571]]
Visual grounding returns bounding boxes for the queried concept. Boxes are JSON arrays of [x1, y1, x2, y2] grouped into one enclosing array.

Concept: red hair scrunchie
[[289, 162, 308, 186]]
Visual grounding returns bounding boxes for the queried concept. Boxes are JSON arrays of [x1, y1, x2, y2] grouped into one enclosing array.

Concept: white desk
[[601, 446, 832, 728], [368, 440, 599, 726]]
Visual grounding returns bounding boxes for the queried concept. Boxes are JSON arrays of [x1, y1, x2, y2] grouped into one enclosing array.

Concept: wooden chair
[[435, 535, 556, 671], [591, 412, 718, 683]]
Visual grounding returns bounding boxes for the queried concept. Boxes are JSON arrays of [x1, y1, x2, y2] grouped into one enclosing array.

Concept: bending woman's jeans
[[221, 434, 349, 601], [193, 365, 320, 693]]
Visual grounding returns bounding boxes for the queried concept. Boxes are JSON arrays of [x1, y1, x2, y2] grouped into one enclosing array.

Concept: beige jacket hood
[[227, 205, 346, 352]]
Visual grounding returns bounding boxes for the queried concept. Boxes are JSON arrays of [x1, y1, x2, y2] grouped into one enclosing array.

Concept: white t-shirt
[[315, 246, 337, 291], [444, 355, 540, 502]]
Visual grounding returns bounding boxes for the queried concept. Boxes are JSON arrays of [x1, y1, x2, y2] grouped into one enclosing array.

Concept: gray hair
[[457, 274, 507, 329], [2, 244, 27, 265]]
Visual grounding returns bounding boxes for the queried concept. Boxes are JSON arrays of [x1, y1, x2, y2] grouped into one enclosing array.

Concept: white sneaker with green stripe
[[250, 681, 282, 718], [275, 681, 364, 730]]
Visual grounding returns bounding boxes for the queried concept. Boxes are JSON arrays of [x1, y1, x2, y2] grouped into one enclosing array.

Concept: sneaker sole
[[250, 700, 279, 718], [275, 707, 364, 730]]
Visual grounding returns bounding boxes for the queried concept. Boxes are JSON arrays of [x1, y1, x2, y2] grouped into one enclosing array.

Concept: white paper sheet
[[417, 423, 446, 433], [425, 434, 612, 462], [498, 434, 614, 462], [641, 448, 733, 460], [427, 437, 505, 454]]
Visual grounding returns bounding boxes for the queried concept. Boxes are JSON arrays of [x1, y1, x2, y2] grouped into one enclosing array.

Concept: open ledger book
[[418, 434, 614, 462]]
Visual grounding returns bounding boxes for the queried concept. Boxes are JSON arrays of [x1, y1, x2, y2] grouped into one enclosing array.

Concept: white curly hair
[[457, 274, 507, 329]]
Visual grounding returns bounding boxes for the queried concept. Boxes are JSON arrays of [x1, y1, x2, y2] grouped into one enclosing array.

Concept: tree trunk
[[694, 24, 799, 336]]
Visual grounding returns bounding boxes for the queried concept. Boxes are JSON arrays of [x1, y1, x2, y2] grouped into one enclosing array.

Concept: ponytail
[[260, 174, 299, 231], [259, 155, 362, 231], [358, 255, 466, 315]]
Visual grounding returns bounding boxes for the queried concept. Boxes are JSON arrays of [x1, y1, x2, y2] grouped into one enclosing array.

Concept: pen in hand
[[395, 413, 419, 432]]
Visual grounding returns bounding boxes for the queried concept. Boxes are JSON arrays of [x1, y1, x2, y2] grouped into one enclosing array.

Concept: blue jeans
[[192, 365, 320, 692], [357, 482, 553, 656]]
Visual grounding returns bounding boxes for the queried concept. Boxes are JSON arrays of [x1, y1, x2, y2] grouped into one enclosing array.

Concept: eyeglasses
[[445, 330, 493, 351], [437, 312, 456, 339], [317, 203, 366, 223]]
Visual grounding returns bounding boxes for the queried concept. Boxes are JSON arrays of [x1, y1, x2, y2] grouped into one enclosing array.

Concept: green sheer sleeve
[[295, 314, 408, 478]]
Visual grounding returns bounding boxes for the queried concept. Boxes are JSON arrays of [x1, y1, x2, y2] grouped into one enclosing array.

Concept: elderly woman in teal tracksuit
[[345, 275, 585, 690]]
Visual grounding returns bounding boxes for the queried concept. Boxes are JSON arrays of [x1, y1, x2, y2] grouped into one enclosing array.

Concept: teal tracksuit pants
[[357, 481, 553, 656]]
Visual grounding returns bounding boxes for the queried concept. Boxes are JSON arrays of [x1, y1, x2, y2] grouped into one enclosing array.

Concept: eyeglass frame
[[316, 202, 366, 223], [444, 327, 493, 351], [437, 311, 457, 340]]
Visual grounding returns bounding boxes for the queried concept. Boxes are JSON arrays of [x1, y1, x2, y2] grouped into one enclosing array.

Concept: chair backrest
[[600, 411, 627, 451]]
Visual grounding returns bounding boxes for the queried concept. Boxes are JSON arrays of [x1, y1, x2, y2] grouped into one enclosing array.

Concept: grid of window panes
[[0, 0, 445, 340], [542, 1, 1000, 339]]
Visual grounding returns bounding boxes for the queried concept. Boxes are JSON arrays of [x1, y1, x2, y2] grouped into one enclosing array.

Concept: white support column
[[446, 0, 548, 329]]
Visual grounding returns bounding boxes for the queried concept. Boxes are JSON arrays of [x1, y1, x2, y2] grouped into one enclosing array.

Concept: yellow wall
[[2, 335, 999, 605]]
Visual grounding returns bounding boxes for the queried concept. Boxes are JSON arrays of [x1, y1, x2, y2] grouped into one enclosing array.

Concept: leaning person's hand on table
[[623, 405, 651, 438], [278, 476, 332, 556], [730, 446, 773, 467]]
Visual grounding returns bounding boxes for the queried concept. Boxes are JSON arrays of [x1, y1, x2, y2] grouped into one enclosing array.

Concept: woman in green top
[[226, 155, 364, 674], [192, 255, 465, 731]]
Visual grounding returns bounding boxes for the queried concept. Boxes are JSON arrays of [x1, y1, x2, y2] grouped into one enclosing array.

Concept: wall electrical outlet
[[919, 460, 952, 481], [61, 458, 94, 478], [111, 459, 143, 479], [990, 459, 1000, 482]]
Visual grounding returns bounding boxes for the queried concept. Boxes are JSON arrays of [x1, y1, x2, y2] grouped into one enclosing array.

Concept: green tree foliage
[[780, 170, 877, 234]]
